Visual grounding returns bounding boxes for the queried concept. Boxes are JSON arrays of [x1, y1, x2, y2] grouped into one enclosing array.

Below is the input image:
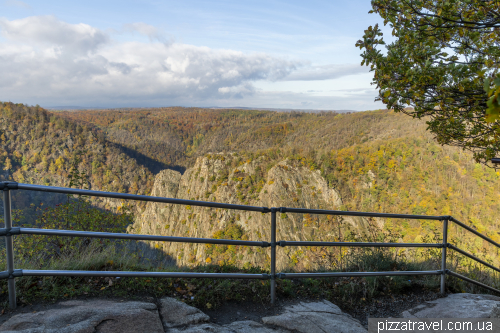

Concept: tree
[[356, 0, 500, 164], [3, 157, 12, 171]]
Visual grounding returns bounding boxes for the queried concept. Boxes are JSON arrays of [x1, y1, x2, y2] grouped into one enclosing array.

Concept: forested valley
[[1, 101, 499, 302]]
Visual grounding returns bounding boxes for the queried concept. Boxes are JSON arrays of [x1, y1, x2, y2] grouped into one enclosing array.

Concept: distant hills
[[46, 105, 359, 113], [206, 107, 358, 113]]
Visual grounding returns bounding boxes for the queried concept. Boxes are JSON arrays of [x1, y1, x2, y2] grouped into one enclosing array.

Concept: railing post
[[270, 208, 277, 305], [3, 187, 17, 309], [441, 218, 449, 294]]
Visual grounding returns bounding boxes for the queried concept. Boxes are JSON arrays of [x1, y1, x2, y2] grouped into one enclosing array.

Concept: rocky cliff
[[131, 153, 380, 270]]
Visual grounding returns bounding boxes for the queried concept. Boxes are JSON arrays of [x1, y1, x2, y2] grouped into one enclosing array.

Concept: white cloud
[[282, 63, 368, 81], [0, 16, 108, 53], [0, 16, 302, 104], [0, 16, 379, 110]]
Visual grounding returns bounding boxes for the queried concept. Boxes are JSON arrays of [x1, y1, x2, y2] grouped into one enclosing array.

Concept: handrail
[[448, 244, 500, 274], [8, 228, 270, 247], [21, 270, 270, 279], [449, 217, 500, 249], [1, 181, 499, 309], [278, 240, 443, 248], [447, 270, 500, 294], [278, 270, 443, 279], [15, 183, 270, 213], [281, 207, 449, 220]]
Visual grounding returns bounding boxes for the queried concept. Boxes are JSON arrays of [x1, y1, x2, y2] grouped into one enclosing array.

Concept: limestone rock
[[402, 293, 500, 318], [0, 300, 163, 333], [160, 297, 210, 328], [262, 300, 367, 333], [132, 154, 368, 270]]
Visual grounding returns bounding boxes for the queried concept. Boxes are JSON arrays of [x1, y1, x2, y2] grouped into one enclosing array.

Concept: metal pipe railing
[[9, 228, 270, 247], [278, 270, 443, 279], [2, 189, 16, 309], [448, 244, 500, 274], [21, 270, 270, 279], [1, 181, 499, 309], [441, 218, 449, 294], [270, 209, 277, 304], [278, 241, 443, 248], [280, 207, 448, 220], [447, 270, 500, 294], [449, 217, 500, 249], [15, 183, 269, 212]]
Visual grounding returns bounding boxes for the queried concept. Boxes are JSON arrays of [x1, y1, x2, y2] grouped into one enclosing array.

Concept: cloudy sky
[[0, 0, 390, 110]]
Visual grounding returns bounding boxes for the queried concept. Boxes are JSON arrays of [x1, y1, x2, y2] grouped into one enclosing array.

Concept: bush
[[11, 198, 133, 269]]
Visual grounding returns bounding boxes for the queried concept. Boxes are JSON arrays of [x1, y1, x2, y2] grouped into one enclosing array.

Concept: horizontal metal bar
[[21, 270, 270, 279], [449, 217, 500, 249], [447, 270, 500, 294], [281, 207, 448, 220], [277, 270, 442, 279], [16, 183, 269, 213], [448, 244, 500, 274], [0, 182, 18, 190], [19, 228, 270, 247], [278, 240, 442, 248], [0, 227, 21, 236], [0, 270, 22, 280]]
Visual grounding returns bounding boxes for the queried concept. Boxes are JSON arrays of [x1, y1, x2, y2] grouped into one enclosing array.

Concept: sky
[[0, 0, 390, 110]]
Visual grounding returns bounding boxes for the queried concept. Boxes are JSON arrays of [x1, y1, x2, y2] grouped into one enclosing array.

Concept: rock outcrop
[[0, 299, 164, 333], [262, 300, 367, 333], [402, 293, 500, 318], [0, 298, 366, 333], [3, 294, 498, 332], [132, 154, 377, 270], [160, 297, 210, 328]]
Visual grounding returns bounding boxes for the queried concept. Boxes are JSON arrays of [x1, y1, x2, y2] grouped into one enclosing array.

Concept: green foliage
[[2, 101, 500, 303], [357, 1, 500, 163], [12, 200, 133, 267], [205, 223, 246, 266], [0, 249, 448, 313], [0, 102, 155, 212]]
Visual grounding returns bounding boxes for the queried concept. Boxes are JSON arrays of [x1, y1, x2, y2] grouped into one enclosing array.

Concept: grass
[[1, 239, 497, 313]]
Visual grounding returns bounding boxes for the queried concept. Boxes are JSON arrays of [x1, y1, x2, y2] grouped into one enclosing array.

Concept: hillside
[[0, 102, 155, 215], [56, 107, 420, 171], [2, 102, 500, 275]]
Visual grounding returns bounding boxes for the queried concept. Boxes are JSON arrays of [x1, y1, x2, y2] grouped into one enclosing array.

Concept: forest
[[1, 102, 499, 296]]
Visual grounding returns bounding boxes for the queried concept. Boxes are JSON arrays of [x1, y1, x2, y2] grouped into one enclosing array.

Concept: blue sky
[[0, 0, 389, 110]]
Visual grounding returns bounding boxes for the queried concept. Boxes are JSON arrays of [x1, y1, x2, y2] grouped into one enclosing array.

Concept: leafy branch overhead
[[356, 0, 500, 163]]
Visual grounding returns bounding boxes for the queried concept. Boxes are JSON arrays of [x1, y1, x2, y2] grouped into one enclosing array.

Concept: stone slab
[[262, 300, 367, 333], [0, 299, 164, 333], [402, 293, 500, 318]]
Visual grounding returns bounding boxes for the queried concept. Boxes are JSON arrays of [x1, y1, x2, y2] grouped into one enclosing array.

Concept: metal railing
[[1, 181, 499, 309]]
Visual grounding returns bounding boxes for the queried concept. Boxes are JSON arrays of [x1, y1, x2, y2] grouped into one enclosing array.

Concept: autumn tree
[[357, 0, 500, 163], [3, 157, 12, 171]]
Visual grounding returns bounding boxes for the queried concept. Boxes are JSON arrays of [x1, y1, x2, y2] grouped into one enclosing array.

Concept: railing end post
[[270, 208, 277, 305], [3, 189, 17, 309], [441, 218, 449, 295], [0, 181, 18, 191]]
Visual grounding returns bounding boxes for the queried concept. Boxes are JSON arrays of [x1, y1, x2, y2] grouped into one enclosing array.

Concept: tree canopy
[[356, 0, 500, 164]]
